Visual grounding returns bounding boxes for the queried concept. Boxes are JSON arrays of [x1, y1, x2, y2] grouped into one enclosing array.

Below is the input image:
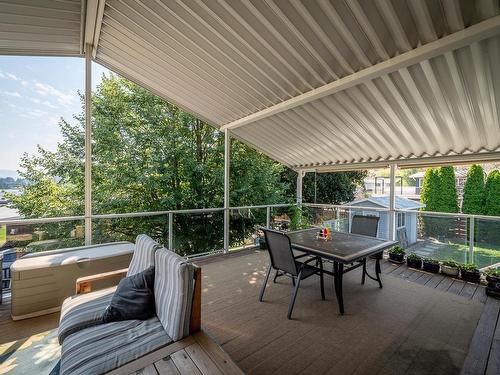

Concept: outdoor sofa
[[57, 234, 202, 375]]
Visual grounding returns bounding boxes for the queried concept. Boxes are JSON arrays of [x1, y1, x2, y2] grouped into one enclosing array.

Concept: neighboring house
[[345, 196, 425, 246], [410, 169, 467, 204]]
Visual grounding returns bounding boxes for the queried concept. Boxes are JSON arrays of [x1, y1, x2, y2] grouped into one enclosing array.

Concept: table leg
[[375, 258, 383, 288], [337, 263, 344, 315]]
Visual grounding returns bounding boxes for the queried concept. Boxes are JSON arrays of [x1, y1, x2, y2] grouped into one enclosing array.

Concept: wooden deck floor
[[0, 249, 498, 375]]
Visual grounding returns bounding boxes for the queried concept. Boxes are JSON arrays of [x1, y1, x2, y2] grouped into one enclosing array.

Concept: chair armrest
[[75, 268, 128, 294]]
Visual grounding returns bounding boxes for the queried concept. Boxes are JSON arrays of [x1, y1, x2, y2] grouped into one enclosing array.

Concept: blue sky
[[0, 56, 109, 174]]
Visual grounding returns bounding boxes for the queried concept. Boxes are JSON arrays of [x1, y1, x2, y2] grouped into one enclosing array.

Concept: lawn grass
[[0, 225, 6, 246]]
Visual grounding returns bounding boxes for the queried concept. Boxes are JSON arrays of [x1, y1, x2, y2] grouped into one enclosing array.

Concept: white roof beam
[[221, 15, 500, 131], [84, 0, 105, 57]]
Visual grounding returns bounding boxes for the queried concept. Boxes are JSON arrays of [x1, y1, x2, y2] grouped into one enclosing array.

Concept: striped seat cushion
[[58, 286, 116, 344], [60, 317, 172, 375], [127, 234, 162, 276], [154, 248, 195, 342]]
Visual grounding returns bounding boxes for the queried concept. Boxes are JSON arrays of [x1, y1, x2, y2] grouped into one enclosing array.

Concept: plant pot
[[422, 261, 440, 273], [486, 274, 500, 284], [441, 265, 459, 277], [388, 253, 404, 263], [407, 258, 422, 269], [461, 270, 480, 282]]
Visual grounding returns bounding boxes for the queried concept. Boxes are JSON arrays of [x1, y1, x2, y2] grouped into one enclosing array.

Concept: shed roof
[[1, 0, 500, 170], [349, 196, 424, 210]]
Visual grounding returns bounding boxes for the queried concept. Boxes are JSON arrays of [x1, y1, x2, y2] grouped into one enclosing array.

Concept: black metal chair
[[259, 228, 325, 319], [350, 215, 382, 287]]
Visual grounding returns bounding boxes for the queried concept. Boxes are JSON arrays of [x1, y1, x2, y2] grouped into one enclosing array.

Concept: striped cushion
[[127, 234, 162, 276], [58, 286, 116, 344], [154, 248, 195, 342], [60, 317, 172, 375]]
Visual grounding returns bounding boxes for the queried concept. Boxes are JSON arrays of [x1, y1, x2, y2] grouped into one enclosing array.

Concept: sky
[[0, 56, 109, 175]]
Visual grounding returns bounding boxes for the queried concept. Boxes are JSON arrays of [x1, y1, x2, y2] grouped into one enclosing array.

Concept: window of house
[[397, 212, 406, 228]]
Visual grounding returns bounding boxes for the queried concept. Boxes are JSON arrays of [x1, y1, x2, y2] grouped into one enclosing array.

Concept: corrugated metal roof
[[0, 0, 83, 56], [1, 0, 500, 170]]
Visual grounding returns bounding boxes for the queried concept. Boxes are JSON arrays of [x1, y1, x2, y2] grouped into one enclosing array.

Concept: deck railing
[[1, 203, 500, 291]]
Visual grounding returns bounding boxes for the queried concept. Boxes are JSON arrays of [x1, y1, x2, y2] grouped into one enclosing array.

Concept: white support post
[[266, 206, 271, 229], [168, 212, 173, 251], [469, 216, 475, 263], [388, 164, 397, 241], [84, 44, 92, 245], [296, 170, 303, 206], [223, 129, 230, 253]]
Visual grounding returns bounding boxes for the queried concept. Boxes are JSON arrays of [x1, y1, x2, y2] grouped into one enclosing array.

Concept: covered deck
[[1, 250, 498, 375]]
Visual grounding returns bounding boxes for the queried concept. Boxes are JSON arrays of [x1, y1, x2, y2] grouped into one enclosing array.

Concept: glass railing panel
[[229, 207, 267, 249], [92, 214, 170, 246], [408, 213, 469, 263], [173, 210, 224, 257], [474, 217, 500, 269]]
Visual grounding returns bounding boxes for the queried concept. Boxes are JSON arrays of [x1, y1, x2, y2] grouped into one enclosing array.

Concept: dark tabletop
[[287, 228, 397, 264]]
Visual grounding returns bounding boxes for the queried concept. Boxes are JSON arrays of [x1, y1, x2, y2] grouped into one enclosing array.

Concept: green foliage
[[420, 169, 440, 211], [484, 170, 500, 216], [441, 259, 459, 268], [407, 253, 422, 261], [289, 205, 311, 230], [484, 268, 500, 277], [459, 263, 479, 272], [462, 164, 485, 214], [8, 75, 292, 255], [423, 257, 439, 265], [389, 246, 405, 255], [282, 169, 366, 205], [437, 167, 458, 213]]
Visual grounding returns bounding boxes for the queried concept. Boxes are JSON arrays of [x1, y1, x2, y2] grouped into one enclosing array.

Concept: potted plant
[[440, 259, 460, 277], [485, 269, 500, 298], [388, 246, 405, 263], [422, 258, 440, 273], [460, 263, 480, 282], [406, 253, 422, 269]]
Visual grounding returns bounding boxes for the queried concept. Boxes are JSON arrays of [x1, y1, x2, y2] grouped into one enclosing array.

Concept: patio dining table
[[287, 228, 397, 315]]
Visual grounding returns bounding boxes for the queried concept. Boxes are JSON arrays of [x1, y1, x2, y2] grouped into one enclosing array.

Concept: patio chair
[[57, 234, 162, 344], [351, 215, 381, 285], [259, 228, 325, 319], [59, 246, 201, 375]]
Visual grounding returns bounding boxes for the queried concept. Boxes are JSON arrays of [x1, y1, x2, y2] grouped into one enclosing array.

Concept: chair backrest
[[154, 247, 195, 341], [127, 234, 162, 276], [351, 215, 380, 237], [262, 228, 298, 276]]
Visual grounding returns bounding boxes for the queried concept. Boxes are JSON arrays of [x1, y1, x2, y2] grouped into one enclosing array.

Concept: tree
[[281, 169, 367, 205], [420, 168, 440, 211], [484, 170, 500, 216], [462, 164, 485, 214], [437, 167, 458, 213], [481, 170, 500, 245], [8, 75, 291, 255]]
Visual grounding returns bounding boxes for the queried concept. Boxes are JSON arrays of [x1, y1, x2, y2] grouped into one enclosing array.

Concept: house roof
[[348, 196, 424, 210], [1, 1, 500, 170]]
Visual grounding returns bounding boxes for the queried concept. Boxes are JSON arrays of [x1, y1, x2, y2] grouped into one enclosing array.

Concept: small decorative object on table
[[459, 263, 480, 282], [406, 253, 422, 269], [388, 246, 405, 264], [440, 259, 459, 277], [316, 227, 331, 241], [485, 269, 500, 298], [422, 257, 440, 273]]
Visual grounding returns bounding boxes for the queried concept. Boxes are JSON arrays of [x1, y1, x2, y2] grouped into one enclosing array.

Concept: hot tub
[[10, 241, 134, 320]]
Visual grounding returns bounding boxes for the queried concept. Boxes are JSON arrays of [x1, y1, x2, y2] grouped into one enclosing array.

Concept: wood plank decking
[[0, 248, 498, 375]]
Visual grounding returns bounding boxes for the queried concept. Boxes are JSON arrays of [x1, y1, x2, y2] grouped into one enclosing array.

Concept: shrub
[[441, 259, 459, 268], [423, 257, 439, 265], [389, 246, 405, 255], [462, 165, 485, 214], [484, 268, 500, 277], [437, 167, 458, 213], [459, 263, 479, 272], [407, 253, 422, 261]]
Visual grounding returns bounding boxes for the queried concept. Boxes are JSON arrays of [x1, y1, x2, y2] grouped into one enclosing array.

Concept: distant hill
[[0, 170, 19, 179]]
